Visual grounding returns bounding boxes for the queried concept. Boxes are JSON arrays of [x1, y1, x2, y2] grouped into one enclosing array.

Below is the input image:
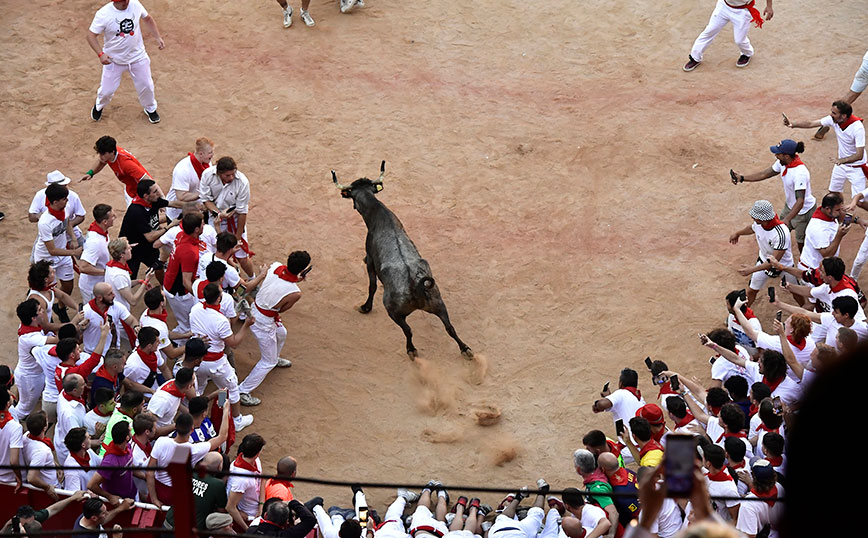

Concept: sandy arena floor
[[1, 0, 866, 509]]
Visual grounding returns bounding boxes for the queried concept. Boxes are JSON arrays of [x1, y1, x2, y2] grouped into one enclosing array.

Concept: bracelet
[[86, 170, 94, 177], [97, 52, 104, 58]]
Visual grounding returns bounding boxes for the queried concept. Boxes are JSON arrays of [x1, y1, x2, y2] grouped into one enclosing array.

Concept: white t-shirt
[[751, 422, 786, 459], [197, 252, 240, 289], [83, 301, 131, 354], [22, 435, 59, 488], [817, 312, 868, 350], [772, 160, 815, 214], [17, 331, 48, 378], [604, 388, 646, 425], [706, 474, 741, 522], [802, 216, 839, 269], [167, 155, 209, 218], [124, 349, 165, 393], [89, 0, 150, 65], [810, 284, 866, 321], [228, 458, 263, 517], [140, 312, 172, 361], [736, 484, 785, 538], [751, 221, 793, 267], [29, 189, 86, 220], [106, 265, 134, 312], [192, 278, 237, 319], [146, 382, 183, 428], [189, 302, 232, 355], [710, 345, 752, 383], [151, 437, 211, 486], [63, 451, 102, 491], [131, 438, 151, 500], [648, 498, 682, 538], [80, 230, 111, 296], [821, 115, 867, 165], [55, 395, 87, 464], [743, 361, 802, 407], [579, 504, 608, 534], [84, 409, 112, 437], [33, 210, 68, 263], [727, 314, 762, 353], [0, 419, 25, 484], [159, 224, 217, 257], [753, 330, 816, 374]]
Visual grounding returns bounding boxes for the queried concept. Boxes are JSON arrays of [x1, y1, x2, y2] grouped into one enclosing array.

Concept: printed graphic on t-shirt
[[117, 18, 135, 37]]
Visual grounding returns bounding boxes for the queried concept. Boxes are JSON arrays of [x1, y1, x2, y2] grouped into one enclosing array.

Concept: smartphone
[[772, 396, 782, 415], [844, 214, 853, 225], [768, 286, 775, 303], [615, 419, 625, 437], [708, 356, 717, 365], [776, 310, 782, 322], [603, 381, 610, 393], [670, 374, 680, 392], [226, 206, 236, 213], [218, 390, 226, 407], [665, 434, 696, 497], [644, 356, 653, 370], [300, 265, 313, 278], [699, 333, 709, 346], [739, 289, 747, 302]]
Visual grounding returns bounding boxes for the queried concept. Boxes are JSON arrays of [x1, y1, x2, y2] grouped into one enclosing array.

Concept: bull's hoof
[[357, 304, 372, 314], [407, 350, 418, 360], [462, 348, 474, 360]]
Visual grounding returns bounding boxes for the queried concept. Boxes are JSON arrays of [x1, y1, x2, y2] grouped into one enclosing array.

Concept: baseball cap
[[636, 404, 665, 426], [45, 170, 71, 186], [751, 459, 777, 482], [749, 200, 775, 221], [205, 513, 233, 530], [769, 139, 798, 155]]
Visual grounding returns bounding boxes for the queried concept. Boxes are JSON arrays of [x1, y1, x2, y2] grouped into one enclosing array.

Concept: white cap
[[45, 170, 71, 186]]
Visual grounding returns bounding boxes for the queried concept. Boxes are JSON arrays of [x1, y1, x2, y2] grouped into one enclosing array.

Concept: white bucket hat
[[45, 170, 71, 186]]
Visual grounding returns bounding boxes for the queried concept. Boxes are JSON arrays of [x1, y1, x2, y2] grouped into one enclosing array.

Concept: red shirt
[[107, 147, 149, 199], [164, 232, 201, 296]]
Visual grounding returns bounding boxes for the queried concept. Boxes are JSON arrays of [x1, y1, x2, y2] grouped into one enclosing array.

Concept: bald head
[[598, 452, 619, 474], [276, 456, 297, 477], [202, 452, 223, 471], [93, 282, 112, 298]]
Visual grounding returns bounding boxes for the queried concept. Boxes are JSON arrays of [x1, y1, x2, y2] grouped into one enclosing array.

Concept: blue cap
[[770, 139, 798, 155]]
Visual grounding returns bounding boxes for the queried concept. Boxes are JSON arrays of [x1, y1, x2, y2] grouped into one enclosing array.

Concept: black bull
[[332, 162, 472, 359]]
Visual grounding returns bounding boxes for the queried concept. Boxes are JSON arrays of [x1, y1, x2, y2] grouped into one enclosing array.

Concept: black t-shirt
[[119, 198, 169, 262], [165, 472, 228, 530]]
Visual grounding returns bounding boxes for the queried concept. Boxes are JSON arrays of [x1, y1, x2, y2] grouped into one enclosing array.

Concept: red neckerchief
[[830, 275, 858, 294], [27, 433, 55, 451], [762, 374, 785, 392], [729, 460, 746, 470], [135, 347, 159, 372], [707, 468, 733, 482], [203, 302, 221, 312], [148, 309, 169, 323], [716, 430, 748, 443], [158, 379, 186, 398], [94, 365, 117, 384], [131, 435, 152, 457], [639, 439, 664, 459], [757, 423, 779, 433], [751, 485, 779, 507], [748, 403, 759, 417], [728, 0, 764, 28], [92, 406, 112, 417], [766, 455, 784, 467], [87, 221, 109, 240], [274, 265, 300, 283], [837, 114, 863, 131], [744, 307, 757, 319], [651, 426, 666, 443], [623, 386, 642, 401], [104, 440, 130, 456], [760, 214, 785, 231], [608, 467, 633, 487], [189, 153, 209, 179], [130, 196, 152, 209], [88, 299, 108, 322], [107, 259, 132, 274], [0, 412, 13, 429], [233, 454, 260, 473], [605, 439, 621, 455], [674, 411, 696, 428], [811, 207, 836, 223], [70, 451, 91, 470], [781, 156, 804, 177], [62, 391, 86, 405], [708, 406, 722, 417], [583, 468, 608, 486], [46, 205, 66, 222], [17, 324, 43, 336], [657, 381, 678, 399], [786, 334, 807, 351], [226, 216, 255, 257], [195, 280, 207, 299]]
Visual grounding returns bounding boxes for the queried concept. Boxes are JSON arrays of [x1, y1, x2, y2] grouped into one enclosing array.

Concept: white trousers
[[690, 0, 754, 62], [374, 497, 408, 538], [195, 356, 240, 404], [11, 370, 45, 421], [238, 319, 287, 394], [95, 56, 157, 113], [828, 164, 867, 197], [489, 508, 545, 538], [313, 505, 345, 538], [851, 228, 868, 279], [164, 290, 197, 334], [538, 509, 561, 538]]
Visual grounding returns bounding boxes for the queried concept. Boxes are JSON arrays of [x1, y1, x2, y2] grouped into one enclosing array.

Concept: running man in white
[[166, 138, 213, 221], [683, 0, 773, 71], [729, 200, 794, 306], [815, 49, 868, 140], [784, 101, 867, 197], [237, 251, 309, 407], [86, 0, 165, 124]]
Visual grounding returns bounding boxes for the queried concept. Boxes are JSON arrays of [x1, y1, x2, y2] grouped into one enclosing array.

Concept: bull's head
[[332, 160, 385, 198]]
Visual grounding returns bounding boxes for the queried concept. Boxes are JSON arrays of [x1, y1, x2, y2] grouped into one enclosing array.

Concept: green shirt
[[586, 480, 614, 509], [97, 409, 134, 456]]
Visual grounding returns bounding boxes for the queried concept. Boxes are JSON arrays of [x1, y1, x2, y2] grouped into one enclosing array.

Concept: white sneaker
[[356, 0, 365, 6], [283, 6, 293, 27], [301, 9, 315, 26], [234, 414, 254, 431], [239, 393, 261, 406], [276, 358, 293, 368], [341, 0, 358, 13]]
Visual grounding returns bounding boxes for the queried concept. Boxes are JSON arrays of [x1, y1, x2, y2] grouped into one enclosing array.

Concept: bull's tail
[[416, 277, 436, 298]]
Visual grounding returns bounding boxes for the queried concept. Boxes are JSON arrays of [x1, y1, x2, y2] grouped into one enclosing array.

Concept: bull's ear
[[375, 184, 383, 192]]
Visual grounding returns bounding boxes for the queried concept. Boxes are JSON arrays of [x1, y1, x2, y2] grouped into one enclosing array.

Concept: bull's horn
[[374, 160, 386, 183], [331, 170, 349, 190]]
